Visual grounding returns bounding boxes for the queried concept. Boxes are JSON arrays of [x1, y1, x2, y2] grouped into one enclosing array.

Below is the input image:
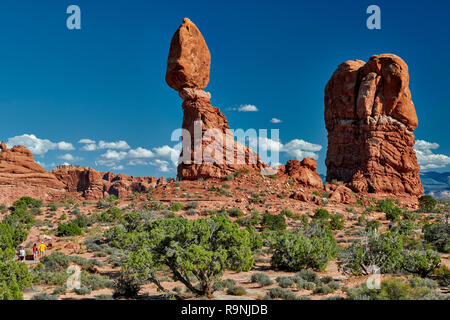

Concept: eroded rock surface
[[324, 54, 423, 196]]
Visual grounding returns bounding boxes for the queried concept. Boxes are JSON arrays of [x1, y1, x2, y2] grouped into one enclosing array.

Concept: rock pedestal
[[324, 54, 423, 196]]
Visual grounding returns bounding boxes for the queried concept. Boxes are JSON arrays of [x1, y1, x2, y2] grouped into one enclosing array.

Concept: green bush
[[402, 249, 441, 277], [169, 202, 184, 212], [40, 252, 70, 272], [418, 195, 437, 212], [31, 293, 57, 300], [276, 276, 295, 288], [122, 216, 254, 297], [113, 272, 142, 298], [338, 231, 404, 275], [227, 207, 244, 218], [56, 222, 82, 237], [313, 208, 330, 220], [269, 287, 297, 300], [423, 222, 449, 253], [329, 214, 345, 230], [366, 220, 381, 232], [250, 273, 273, 287], [271, 225, 337, 271], [377, 199, 402, 221], [261, 213, 286, 231], [226, 286, 246, 296]]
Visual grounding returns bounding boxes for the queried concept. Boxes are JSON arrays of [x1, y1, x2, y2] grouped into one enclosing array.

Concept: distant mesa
[[0, 140, 165, 205], [324, 54, 423, 197]]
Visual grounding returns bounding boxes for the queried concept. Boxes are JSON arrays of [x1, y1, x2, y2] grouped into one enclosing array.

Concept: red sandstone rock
[[166, 18, 211, 91], [0, 143, 66, 204], [324, 54, 423, 197], [166, 19, 266, 180], [282, 158, 323, 189], [52, 165, 105, 200], [329, 185, 354, 203]]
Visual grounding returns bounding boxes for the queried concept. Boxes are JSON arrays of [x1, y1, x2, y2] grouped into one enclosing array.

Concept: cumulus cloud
[[270, 118, 282, 124], [247, 137, 322, 161], [148, 159, 171, 172], [6, 134, 74, 156], [414, 139, 450, 170], [81, 140, 130, 151], [281, 139, 322, 160], [57, 153, 83, 162], [238, 104, 258, 112], [78, 139, 95, 144]]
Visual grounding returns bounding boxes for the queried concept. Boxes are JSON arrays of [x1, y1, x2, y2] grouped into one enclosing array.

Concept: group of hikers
[[17, 242, 48, 261]]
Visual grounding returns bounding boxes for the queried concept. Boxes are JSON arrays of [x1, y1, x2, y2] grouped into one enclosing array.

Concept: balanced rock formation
[[325, 54, 423, 196], [166, 18, 265, 179], [0, 142, 66, 204]]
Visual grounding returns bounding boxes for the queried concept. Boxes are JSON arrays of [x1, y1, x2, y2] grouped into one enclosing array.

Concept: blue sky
[[0, 0, 449, 177]]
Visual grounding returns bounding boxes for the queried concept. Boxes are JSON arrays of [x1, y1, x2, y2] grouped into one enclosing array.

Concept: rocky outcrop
[[278, 158, 323, 189], [0, 143, 165, 205], [101, 172, 163, 198], [0, 142, 66, 204], [166, 18, 266, 180], [324, 54, 423, 196], [52, 165, 105, 200]]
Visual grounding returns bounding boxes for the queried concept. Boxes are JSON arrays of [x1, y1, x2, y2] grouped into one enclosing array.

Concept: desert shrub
[[418, 195, 437, 213], [269, 287, 297, 300], [96, 200, 109, 209], [13, 197, 42, 211], [313, 208, 330, 221], [423, 222, 449, 253], [295, 269, 319, 283], [227, 207, 244, 218], [214, 278, 236, 291], [402, 249, 441, 277], [69, 256, 105, 271], [113, 272, 142, 298], [246, 226, 263, 250], [73, 213, 90, 229], [73, 286, 92, 295], [226, 286, 246, 296], [56, 222, 82, 237], [271, 224, 337, 271], [347, 278, 446, 300], [366, 220, 381, 232], [31, 293, 57, 300], [40, 252, 70, 272], [276, 276, 295, 288], [394, 220, 416, 236], [313, 284, 334, 294], [82, 273, 114, 290], [250, 273, 273, 287], [433, 265, 450, 286], [0, 248, 33, 300], [329, 214, 345, 230], [98, 207, 123, 223], [122, 216, 254, 297], [261, 213, 286, 231], [338, 231, 403, 275], [169, 202, 184, 212], [281, 209, 294, 218], [377, 199, 402, 221], [52, 286, 66, 295]]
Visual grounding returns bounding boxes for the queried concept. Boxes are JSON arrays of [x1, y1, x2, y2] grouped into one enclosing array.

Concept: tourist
[[38, 242, 47, 258], [33, 243, 38, 260]]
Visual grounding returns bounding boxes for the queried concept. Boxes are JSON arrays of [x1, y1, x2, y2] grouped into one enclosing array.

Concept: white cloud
[[153, 145, 180, 163], [238, 104, 258, 112], [99, 150, 128, 161], [36, 161, 56, 169], [128, 147, 154, 159], [281, 139, 322, 160], [414, 139, 450, 170], [78, 139, 96, 144], [81, 140, 130, 151], [247, 137, 322, 161], [149, 159, 172, 172], [6, 134, 74, 156], [57, 153, 83, 162], [270, 118, 282, 124]]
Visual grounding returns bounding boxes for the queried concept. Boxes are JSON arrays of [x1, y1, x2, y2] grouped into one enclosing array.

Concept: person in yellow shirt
[[38, 242, 47, 258]]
